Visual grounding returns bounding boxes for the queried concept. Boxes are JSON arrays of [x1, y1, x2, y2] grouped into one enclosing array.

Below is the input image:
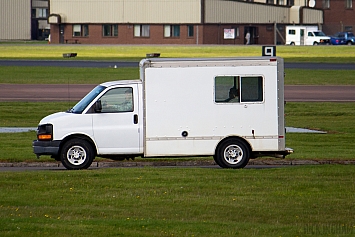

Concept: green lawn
[[0, 165, 354, 237], [0, 44, 355, 62]]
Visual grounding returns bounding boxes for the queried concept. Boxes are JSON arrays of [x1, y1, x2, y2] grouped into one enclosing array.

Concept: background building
[[47, 0, 323, 45], [0, 0, 31, 40], [32, 0, 50, 40], [315, 0, 355, 34], [0, 0, 49, 41], [1, 0, 354, 44]]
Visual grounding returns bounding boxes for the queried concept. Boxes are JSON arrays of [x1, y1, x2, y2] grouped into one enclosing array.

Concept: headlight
[[37, 124, 53, 141]]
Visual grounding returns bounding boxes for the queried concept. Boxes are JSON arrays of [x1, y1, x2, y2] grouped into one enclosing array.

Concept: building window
[[31, 9, 36, 18], [278, 0, 284, 5], [188, 25, 194, 37], [345, 26, 353, 31], [103, 25, 118, 37], [38, 8, 48, 18], [134, 25, 150, 37], [32, 8, 48, 18], [287, 0, 294, 6], [214, 76, 263, 103], [267, 0, 274, 4], [73, 25, 89, 37], [323, 0, 330, 8], [346, 0, 352, 8], [235, 27, 240, 37], [164, 25, 180, 37]]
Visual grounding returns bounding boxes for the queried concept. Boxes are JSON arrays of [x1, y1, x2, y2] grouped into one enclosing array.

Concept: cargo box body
[[142, 57, 285, 157]]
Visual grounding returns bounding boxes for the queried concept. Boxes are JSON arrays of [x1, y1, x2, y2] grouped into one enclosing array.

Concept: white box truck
[[286, 25, 330, 45], [33, 57, 293, 169]]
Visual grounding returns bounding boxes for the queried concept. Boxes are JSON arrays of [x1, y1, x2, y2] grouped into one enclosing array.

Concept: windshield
[[314, 31, 326, 36], [68, 85, 106, 114]]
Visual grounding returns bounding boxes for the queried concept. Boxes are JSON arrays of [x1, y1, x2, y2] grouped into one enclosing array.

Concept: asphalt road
[[1, 84, 355, 102], [1, 60, 355, 70]]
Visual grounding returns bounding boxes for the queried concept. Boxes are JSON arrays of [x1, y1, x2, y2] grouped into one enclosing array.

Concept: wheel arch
[[215, 136, 252, 156], [59, 134, 97, 156]]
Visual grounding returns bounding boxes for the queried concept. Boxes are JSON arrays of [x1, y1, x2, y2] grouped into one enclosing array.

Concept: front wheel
[[60, 139, 94, 170], [215, 139, 250, 169]]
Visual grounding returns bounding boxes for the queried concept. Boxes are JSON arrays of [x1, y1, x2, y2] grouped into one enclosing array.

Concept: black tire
[[213, 155, 228, 168], [215, 138, 250, 169], [60, 139, 94, 170], [290, 42, 295, 46], [313, 42, 319, 45]]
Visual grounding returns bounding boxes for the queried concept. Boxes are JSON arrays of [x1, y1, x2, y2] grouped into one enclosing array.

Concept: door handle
[[134, 114, 138, 124]]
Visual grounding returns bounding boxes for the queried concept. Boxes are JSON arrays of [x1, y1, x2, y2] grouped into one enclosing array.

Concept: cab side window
[[99, 87, 133, 113]]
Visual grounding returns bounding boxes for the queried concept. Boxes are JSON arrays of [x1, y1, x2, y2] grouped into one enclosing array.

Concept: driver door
[[92, 85, 141, 154]]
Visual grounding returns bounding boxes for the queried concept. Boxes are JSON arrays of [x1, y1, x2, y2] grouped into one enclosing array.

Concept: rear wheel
[[215, 138, 250, 169], [60, 139, 94, 170]]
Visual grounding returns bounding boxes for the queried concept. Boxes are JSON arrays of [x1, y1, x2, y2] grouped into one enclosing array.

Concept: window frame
[[73, 24, 89, 37], [323, 0, 330, 9], [98, 87, 134, 113], [103, 24, 118, 37], [214, 75, 264, 104], [134, 25, 150, 37], [187, 25, 194, 37], [164, 25, 180, 38], [346, 0, 353, 9]]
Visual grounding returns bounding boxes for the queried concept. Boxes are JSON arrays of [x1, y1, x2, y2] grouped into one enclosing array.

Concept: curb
[[0, 159, 354, 168]]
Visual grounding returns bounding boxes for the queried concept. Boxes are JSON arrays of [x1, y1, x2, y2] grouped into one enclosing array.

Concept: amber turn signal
[[38, 134, 52, 140]]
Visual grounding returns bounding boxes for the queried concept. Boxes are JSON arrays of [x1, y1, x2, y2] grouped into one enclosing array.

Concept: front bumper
[[320, 39, 330, 44], [33, 140, 61, 157]]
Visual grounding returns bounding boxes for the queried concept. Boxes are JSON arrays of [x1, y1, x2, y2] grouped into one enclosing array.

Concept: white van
[[33, 57, 293, 169], [286, 25, 330, 45]]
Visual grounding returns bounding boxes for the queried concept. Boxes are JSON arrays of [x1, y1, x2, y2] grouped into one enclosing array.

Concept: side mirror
[[94, 100, 102, 113]]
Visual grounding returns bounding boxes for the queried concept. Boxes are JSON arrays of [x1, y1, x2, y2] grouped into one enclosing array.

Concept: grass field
[[1, 165, 355, 237], [1, 44, 355, 62]]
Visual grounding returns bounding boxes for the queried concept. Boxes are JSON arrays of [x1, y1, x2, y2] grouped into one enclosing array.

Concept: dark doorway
[[244, 26, 259, 45], [59, 25, 65, 44]]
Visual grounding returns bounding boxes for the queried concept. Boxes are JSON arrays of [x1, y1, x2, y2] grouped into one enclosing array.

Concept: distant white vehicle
[[286, 25, 330, 45], [33, 57, 293, 170]]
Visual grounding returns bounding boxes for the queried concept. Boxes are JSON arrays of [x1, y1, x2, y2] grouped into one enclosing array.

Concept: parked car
[[330, 32, 355, 45]]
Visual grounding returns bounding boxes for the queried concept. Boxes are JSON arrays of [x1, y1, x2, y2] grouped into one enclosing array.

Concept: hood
[[39, 112, 75, 125]]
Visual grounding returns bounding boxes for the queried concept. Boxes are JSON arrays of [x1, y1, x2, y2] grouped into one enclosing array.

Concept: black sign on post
[[262, 46, 276, 56]]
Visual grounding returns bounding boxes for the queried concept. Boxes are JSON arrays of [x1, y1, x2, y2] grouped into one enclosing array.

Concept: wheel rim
[[223, 144, 243, 164], [67, 145, 87, 166]]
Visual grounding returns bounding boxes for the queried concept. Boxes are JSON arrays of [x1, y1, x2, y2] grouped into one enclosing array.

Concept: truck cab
[[33, 80, 144, 169], [306, 30, 330, 45]]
